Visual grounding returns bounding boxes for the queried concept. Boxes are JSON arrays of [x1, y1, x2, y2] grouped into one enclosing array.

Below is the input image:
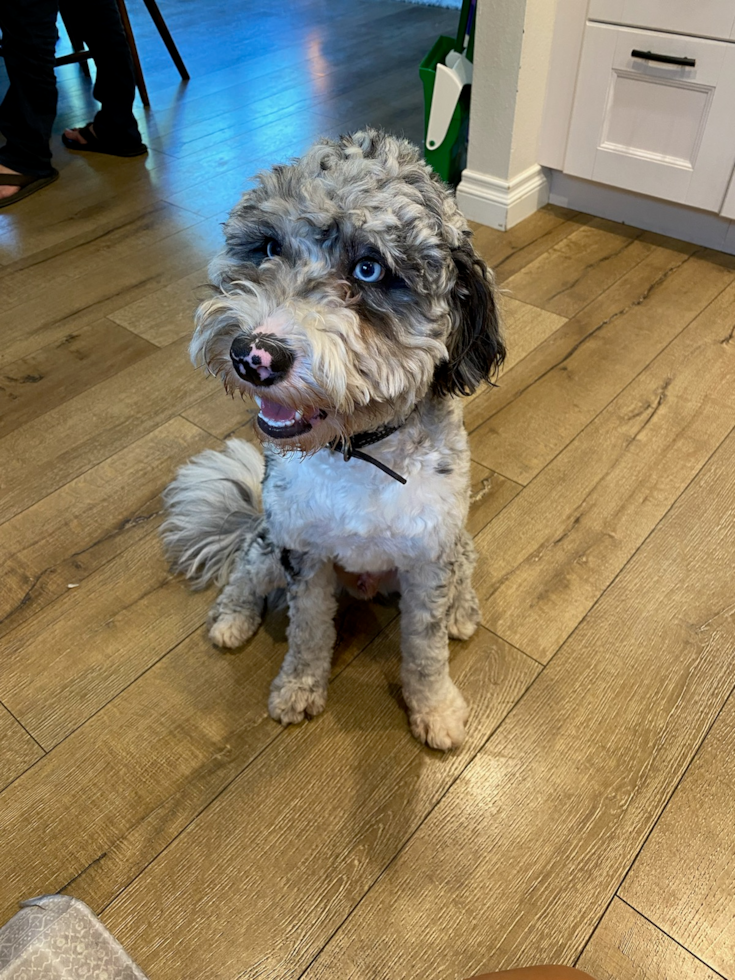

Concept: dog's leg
[[399, 557, 469, 751], [447, 529, 481, 641], [269, 551, 338, 725], [209, 532, 285, 649]]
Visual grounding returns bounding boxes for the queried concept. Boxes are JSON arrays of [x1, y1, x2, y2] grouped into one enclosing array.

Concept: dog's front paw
[[408, 685, 468, 751], [268, 675, 327, 726], [208, 611, 259, 649]]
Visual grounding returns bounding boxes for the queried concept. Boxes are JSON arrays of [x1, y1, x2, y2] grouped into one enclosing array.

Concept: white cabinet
[[588, 0, 735, 41], [564, 22, 735, 212]]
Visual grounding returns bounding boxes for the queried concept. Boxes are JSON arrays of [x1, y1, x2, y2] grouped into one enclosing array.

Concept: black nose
[[229, 332, 294, 386]]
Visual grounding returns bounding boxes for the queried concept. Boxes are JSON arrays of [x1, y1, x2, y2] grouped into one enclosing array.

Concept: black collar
[[328, 423, 407, 484]]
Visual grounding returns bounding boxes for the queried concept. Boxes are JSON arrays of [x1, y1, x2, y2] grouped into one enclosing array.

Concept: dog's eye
[[352, 258, 384, 283], [266, 239, 282, 258]]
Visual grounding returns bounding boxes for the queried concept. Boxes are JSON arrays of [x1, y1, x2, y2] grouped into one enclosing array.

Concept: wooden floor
[[1, 1, 734, 978]]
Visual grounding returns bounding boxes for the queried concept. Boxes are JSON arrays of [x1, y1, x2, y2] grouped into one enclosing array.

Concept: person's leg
[[62, 0, 144, 150], [0, 0, 59, 190]]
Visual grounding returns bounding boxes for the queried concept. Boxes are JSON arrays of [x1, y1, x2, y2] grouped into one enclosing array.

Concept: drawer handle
[[631, 49, 695, 68]]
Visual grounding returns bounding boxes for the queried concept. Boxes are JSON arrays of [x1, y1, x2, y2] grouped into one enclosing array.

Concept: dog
[[161, 130, 504, 750]]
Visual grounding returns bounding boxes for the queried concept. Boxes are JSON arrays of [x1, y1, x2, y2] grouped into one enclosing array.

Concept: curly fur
[[162, 130, 503, 750]]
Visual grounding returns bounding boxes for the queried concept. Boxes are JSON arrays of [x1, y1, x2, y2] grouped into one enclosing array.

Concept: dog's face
[[191, 130, 504, 452]]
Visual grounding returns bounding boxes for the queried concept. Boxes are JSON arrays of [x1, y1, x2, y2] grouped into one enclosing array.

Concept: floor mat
[[0, 896, 148, 979]]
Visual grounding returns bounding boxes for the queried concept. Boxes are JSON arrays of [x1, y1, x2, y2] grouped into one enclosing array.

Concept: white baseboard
[[456, 165, 550, 231], [548, 170, 735, 255]]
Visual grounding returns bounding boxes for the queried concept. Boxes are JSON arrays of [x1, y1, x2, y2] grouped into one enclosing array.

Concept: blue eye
[[266, 239, 282, 258], [353, 258, 384, 283]]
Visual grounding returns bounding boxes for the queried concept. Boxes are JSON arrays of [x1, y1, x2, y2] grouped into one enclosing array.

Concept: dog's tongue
[[259, 397, 296, 422]]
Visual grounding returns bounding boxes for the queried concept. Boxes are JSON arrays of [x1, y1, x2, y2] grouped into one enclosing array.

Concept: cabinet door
[[564, 23, 735, 212], [588, 1, 735, 41]]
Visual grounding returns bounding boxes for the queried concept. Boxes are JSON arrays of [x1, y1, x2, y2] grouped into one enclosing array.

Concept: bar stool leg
[[141, 0, 190, 80], [115, 0, 150, 106]]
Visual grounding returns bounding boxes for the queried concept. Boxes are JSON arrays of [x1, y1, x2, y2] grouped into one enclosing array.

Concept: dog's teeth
[[253, 395, 262, 408], [294, 409, 303, 421]]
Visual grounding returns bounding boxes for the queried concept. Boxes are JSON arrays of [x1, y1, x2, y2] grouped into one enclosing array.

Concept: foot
[[407, 683, 468, 751], [268, 674, 328, 726], [62, 123, 95, 146], [0, 164, 23, 201]]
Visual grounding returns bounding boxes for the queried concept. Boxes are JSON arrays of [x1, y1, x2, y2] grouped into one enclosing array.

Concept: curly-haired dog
[[162, 130, 504, 750]]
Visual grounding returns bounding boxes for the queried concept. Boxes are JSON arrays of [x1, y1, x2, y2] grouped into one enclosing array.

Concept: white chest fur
[[263, 400, 471, 572]]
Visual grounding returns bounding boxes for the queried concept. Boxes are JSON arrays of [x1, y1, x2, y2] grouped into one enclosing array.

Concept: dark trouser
[[0, 0, 142, 176]]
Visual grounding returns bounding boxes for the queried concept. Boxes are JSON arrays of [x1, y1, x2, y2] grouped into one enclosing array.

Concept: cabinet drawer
[[564, 23, 735, 211], [589, 0, 735, 41]]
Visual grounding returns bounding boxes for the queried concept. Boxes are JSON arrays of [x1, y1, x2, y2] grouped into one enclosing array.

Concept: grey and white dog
[[161, 130, 504, 750]]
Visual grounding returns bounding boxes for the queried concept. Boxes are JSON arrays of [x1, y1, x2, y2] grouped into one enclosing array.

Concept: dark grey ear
[[432, 243, 505, 397]]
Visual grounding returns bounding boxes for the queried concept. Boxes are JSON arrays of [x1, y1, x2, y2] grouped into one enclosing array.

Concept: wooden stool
[[467, 968, 595, 980], [57, 0, 189, 107]]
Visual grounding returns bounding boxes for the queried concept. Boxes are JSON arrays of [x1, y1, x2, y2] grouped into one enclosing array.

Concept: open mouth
[[253, 395, 327, 440]]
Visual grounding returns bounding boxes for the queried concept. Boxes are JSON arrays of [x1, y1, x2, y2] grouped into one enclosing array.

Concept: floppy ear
[[432, 243, 505, 397]]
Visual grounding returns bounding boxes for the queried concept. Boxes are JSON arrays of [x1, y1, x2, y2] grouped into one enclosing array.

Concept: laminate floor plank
[[0, 531, 214, 748], [0, 598, 399, 925], [0, 338, 212, 527], [469, 207, 591, 285], [99, 623, 538, 980], [0, 320, 155, 439], [503, 219, 659, 319], [467, 461, 522, 539], [577, 898, 724, 980], [0, 707, 43, 794], [469, 246, 735, 483], [463, 237, 698, 435], [181, 388, 259, 441], [0, 417, 214, 641], [295, 428, 735, 980], [0, 220, 220, 366], [108, 266, 211, 347], [499, 297, 569, 373], [473, 278, 735, 662], [620, 690, 735, 978]]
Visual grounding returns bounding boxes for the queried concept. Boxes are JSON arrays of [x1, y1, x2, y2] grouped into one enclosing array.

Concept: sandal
[[62, 123, 147, 158], [0, 169, 59, 209]]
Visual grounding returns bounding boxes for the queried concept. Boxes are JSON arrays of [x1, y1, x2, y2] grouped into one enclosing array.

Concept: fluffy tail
[[161, 439, 265, 589]]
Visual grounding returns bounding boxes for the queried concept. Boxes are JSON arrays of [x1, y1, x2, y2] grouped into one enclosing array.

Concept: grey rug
[[0, 896, 148, 979]]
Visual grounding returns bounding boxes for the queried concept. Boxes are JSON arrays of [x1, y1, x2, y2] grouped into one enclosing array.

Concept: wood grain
[[620, 688, 735, 979], [0, 320, 154, 439], [467, 460, 522, 538], [0, 417, 213, 640], [463, 237, 697, 436], [108, 266, 211, 347], [0, 337, 212, 526], [0, 706, 42, 793], [0, 597, 398, 924], [503, 219, 655, 319], [0, 531, 212, 748], [473, 277, 735, 662], [294, 428, 735, 980], [470, 246, 735, 483], [499, 297, 568, 373], [181, 386, 259, 439], [469, 206, 590, 285], [577, 898, 723, 980], [0, 220, 221, 366], [101, 623, 538, 980]]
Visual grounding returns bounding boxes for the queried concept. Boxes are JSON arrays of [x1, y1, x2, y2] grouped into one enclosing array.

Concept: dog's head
[[192, 130, 504, 452]]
